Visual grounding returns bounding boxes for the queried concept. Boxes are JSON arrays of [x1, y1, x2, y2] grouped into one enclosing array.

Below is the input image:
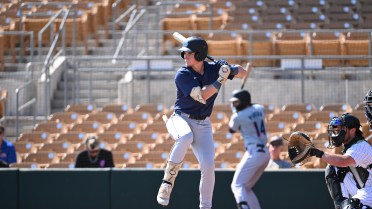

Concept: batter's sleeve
[[175, 71, 200, 97]]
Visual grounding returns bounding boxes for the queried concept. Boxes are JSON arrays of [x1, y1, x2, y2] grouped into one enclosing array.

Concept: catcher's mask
[[327, 113, 362, 148], [229, 89, 251, 112], [364, 89, 372, 131], [179, 36, 208, 62]]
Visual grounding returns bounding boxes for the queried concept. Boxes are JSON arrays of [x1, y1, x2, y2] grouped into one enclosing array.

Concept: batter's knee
[[177, 132, 193, 144]]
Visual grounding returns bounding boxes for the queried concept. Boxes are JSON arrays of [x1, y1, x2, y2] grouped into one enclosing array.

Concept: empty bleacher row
[[161, 0, 372, 67], [0, 0, 131, 70], [9, 102, 371, 169]]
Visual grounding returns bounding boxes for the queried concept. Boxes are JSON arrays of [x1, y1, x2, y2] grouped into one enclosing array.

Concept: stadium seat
[[54, 132, 87, 150], [212, 104, 231, 114], [84, 112, 118, 128], [149, 140, 174, 152], [23, 151, 60, 168], [127, 132, 163, 144], [119, 111, 153, 128], [65, 103, 97, 115], [281, 103, 318, 114], [319, 103, 353, 113], [69, 121, 105, 134], [38, 141, 75, 158], [105, 121, 140, 135], [137, 151, 169, 164], [207, 37, 245, 64], [33, 121, 69, 136], [215, 161, 234, 169], [267, 111, 305, 124], [23, 16, 55, 47], [60, 152, 79, 163], [215, 150, 244, 164], [125, 161, 156, 168], [273, 32, 308, 56], [14, 141, 38, 159], [134, 103, 168, 115], [101, 103, 133, 117], [141, 121, 168, 134], [309, 32, 343, 67], [55, 13, 89, 54], [9, 162, 40, 169], [209, 111, 230, 125], [262, 103, 280, 115], [18, 131, 53, 148], [97, 132, 126, 145], [48, 112, 84, 127], [224, 141, 245, 152], [290, 121, 327, 135], [241, 33, 274, 67], [0, 89, 7, 118], [113, 141, 147, 155], [354, 102, 365, 111], [112, 151, 135, 167], [342, 32, 370, 66], [305, 111, 338, 123], [266, 121, 290, 136], [47, 162, 75, 169], [213, 131, 239, 144], [161, 15, 196, 54]]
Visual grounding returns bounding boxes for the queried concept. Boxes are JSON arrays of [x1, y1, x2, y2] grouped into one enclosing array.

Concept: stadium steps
[[2, 116, 46, 141]]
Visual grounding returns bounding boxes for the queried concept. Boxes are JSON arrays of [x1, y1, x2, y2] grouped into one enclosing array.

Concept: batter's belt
[[175, 110, 208, 120]]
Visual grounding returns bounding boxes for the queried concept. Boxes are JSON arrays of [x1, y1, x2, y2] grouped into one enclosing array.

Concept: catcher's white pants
[[167, 114, 215, 209], [340, 170, 372, 207], [231, 145, 270, 209]]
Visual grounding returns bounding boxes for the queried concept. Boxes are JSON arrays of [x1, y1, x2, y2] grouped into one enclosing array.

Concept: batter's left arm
[[231, 65, 248, 79]]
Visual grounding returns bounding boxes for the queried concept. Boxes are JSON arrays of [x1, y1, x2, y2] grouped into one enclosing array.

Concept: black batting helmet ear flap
[[178, 36, 208, 61], [194, 52, 202, 62]]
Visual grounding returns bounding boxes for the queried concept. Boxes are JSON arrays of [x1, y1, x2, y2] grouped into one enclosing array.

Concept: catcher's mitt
[[287, 131, 314, 164]]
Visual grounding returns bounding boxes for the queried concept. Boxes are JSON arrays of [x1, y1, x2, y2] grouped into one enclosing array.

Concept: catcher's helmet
[[179, 36, 208, 62], [327, 113, 362, 148], [229, 89, 251, 112], [364, 90, 372, 131]]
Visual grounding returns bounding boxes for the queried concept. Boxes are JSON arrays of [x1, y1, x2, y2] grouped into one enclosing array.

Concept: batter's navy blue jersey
[[174, 61, 220, 117]]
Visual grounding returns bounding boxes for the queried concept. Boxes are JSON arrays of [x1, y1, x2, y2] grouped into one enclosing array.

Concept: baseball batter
[[156, 36, 247, 209], [228, 89, 270, 209], [308, 113, 372, 209]]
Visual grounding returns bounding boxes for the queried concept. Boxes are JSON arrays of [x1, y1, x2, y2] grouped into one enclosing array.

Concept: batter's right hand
[[217, 65, 231, 85]]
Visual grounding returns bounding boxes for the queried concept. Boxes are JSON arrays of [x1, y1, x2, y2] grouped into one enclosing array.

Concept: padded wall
[[0, 169, 333, 209]]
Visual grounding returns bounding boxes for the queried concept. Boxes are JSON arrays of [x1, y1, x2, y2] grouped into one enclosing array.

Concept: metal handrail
[[112, 4, 136, 48], [0, 31, 34, 64], [112, 8, 146, 61], [38, 9, 64, 63], [15, 63, 36, 138], [41, 9, 70, 119]]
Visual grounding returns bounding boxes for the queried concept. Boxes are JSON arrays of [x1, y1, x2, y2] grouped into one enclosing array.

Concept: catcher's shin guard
[[237, 201, 250, 209], [340, 198, 364, 209], [157, 161, 182, 206], [325, 165, 346, 209]]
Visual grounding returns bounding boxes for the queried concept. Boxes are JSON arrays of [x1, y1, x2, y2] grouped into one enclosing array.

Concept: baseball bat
[[172, 32, 215, 62], [240, 62, 253, 89]]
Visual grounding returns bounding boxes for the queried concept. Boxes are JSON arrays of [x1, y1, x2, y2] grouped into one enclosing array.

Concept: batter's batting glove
[[309, 148, 324, 158], [216, 59, 229, 67]]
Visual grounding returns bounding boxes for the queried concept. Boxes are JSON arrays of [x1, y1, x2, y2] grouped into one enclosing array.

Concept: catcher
[[287, 113, 372, 209]]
